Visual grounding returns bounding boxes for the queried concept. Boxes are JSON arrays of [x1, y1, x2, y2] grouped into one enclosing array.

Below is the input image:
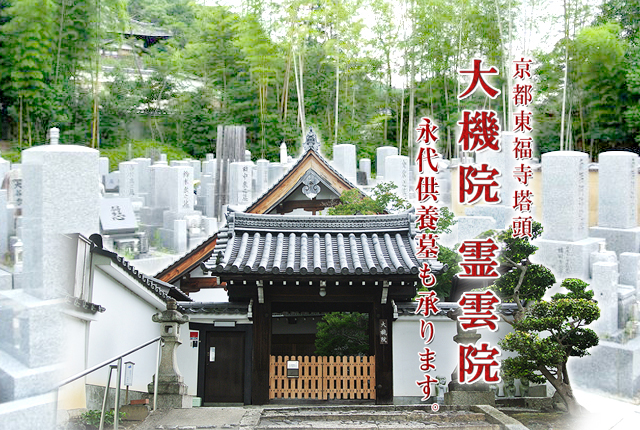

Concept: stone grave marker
[[376, 146, 398, 180], [99, 197, 137, 234]]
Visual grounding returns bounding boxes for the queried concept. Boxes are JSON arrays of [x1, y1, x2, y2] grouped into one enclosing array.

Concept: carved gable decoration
[[245, 147, 363, 215], [303, 127, 320, 152], [301, 170, 321, 199]]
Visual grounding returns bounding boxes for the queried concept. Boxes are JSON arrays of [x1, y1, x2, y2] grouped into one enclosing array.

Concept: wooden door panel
[[204, 332, 244, 403]]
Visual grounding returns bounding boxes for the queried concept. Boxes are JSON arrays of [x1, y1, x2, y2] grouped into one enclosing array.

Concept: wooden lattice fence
[[269, 355, 376, 400]]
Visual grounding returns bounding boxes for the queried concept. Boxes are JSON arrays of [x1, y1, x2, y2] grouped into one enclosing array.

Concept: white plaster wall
[[59, 314, 90, 409], [392, 312, 515, 398], [86, 269, 163, 393], [176, 324, 199, 396]]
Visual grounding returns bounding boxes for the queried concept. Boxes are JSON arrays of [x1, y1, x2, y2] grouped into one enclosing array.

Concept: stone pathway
[[130, 405, 519, 430]]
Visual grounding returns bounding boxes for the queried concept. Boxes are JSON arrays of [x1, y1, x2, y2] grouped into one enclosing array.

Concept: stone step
[[259, 410, 487, 423], [256, 407, 500, 430], [256, 420, 499, 430]]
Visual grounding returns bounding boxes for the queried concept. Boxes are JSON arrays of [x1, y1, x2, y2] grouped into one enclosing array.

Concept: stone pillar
[[359, 158, 371, 182], [333, 144, 357, 183], [592, 262, 620, 336], [22, 145, 99, 299], [376, 146, 398, 180], [444, 320, 494, 406], [589, 152, 640, 256], [0, 190, 7, 255], [0, 154, 10, 181], [534, 151, 602, 279], [619, 252, 640, 299], [268, 163, 284, 187], [598, 152, 637, 229], [280, 142, 287, 164], [542, 151, 589, 242], [99, 157, 110, 185], [169, 166, 194, 213], [465, 133, 519, 228], [189, 159, 202, 181], [384, 155, 410, 200], [255, 159, 270, 196], [229, 162, 253, 207], [119, 161, 139, 199], [149, 299, 192, 409]]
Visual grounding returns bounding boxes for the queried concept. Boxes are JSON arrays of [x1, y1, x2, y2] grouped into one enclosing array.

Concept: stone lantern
[[148, 298, 192, 408]]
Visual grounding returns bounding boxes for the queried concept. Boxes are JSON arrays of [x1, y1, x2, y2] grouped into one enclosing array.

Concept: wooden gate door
[[204, 332, 245, 403], [269, 355, 376, 400]]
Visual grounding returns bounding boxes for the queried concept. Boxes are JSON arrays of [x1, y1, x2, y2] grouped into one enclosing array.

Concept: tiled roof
[[395, 301, 519, 316], [180, 302, 250, 315], [64, 294, 106, 314], [204, 211, 443, 277], [154, 234, 218, 283], [245, 146, 363, 214], [92, 246, 192, 309]]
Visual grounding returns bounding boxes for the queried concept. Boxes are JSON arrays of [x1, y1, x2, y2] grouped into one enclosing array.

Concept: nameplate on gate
[[287, 360, 299, 378]]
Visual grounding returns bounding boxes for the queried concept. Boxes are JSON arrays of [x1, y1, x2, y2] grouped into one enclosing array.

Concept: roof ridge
[[245, 148, 362, 213]]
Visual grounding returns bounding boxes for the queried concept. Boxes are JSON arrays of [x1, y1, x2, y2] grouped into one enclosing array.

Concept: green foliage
[[99, 139, 191, 171], [500, 278, 600, 386], [326, 182, 411, 215], [432, 244, 461, 300], [315, 312, 369, 356], [78, 409, 125, 427], [489, 222, 556, 304]]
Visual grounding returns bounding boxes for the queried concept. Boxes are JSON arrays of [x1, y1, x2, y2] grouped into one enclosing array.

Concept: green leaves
[[315, 312, 369, 356], [326, 182, 410, 215], [499, 277, 600, 390]]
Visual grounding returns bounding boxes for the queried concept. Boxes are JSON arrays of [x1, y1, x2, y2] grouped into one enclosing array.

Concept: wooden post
[[373, 301, 393, 404], [252, 296, 271, 405]]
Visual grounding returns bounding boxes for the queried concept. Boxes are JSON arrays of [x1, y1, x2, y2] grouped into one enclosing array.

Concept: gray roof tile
[[205, 212, 443, 277]]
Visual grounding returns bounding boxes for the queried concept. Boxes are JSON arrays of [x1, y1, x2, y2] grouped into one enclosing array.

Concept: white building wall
[[392, 312, 515, 399], [59, 314, 91, 409], [85, 269, 164, 393], [176, 323, 199, 396]]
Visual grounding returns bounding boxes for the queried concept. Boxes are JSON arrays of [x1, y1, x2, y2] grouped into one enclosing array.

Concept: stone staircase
[[254, 405, 504, 430], [132, 404, 528, 430]]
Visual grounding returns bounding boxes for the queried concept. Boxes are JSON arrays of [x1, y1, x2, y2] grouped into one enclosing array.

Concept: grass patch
[[99, 140, 193, 170]]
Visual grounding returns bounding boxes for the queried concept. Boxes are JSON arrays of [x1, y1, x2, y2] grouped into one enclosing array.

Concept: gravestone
[[255, 159, 270, 196], [455, 216, 497, 243], [0, 190, 8, 255], [591, 261, 619, 336], [228, 162, 253, 207], [105, 171, 119, 192], [534, 151, 602, 279], [385, 155, 410, 199], [5, 169, 23, 209], [21, 145, 100, 299], [333, 144, 357, 183], [119, 161, 139, 198], [359, 158, 371, 182], [215, 125, 246, 220], [169, 166, 194, 213], [189, 159, 201, 181], [99, 197, 137, 234], [619, 252, 640, 298], [465, 132, 519, 229], [132, 158, 152, 197], [99, 157, 110, 184], [268, 163, 284, 187], [589, 152, 640, 256], [0, 154, 10, 183], [376, 146, 398, 181]]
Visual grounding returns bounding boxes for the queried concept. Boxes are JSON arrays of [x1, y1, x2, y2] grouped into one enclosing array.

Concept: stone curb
[[471, 405, 529, 430]]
